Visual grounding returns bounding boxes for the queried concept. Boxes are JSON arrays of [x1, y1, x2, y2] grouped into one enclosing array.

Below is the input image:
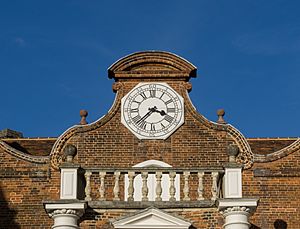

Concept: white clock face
[[121, 83, 184, 139]]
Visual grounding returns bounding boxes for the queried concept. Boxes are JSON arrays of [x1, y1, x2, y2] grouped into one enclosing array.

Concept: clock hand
[[153, 109, 166, 116], [136, 106, 157, 124]]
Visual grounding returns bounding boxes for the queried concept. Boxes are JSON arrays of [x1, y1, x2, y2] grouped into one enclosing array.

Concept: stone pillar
[[44, 144, 86, 228], [44, 202, 86, 229], [223, 164, 242, 198], [217, 199, 259, 229], [218, 145, 259, 229]]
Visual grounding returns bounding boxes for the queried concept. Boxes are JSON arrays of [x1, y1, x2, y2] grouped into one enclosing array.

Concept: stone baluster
[[169, 171, 176, 201], [141, 171, 149, 201], [197, 172, 205, 200], [113, 171, 120, 201], [183, 171, 190, 201], [99, 172, 106, 201], [84, 171, 92, 201], [211, 172, 219, 201], [127, 171, 135, 201], [155, 171, 162, 201]]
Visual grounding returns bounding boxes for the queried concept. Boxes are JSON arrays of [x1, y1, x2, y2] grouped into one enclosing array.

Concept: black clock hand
[[136, 106, 157, 124], [153, 109, 166, 116]]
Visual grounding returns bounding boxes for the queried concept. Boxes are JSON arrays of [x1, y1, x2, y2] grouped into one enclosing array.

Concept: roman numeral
[[132, 115, 141, 123], [167, 108, 176, 113], [133, 100, 141, 104], [138, 120, 147, 129], [149, 90, 156, 98], [161, 123, 166, 129], [150, 123, 155, 131], [164, 115, 174, 123], [140, 92, 147, 100], [159, 92, 165, 99], [130, 108, 139, 113], [165, 99, 172, 105]]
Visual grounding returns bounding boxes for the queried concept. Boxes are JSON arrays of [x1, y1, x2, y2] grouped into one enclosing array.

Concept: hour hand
[[154, 109, 166, 116]]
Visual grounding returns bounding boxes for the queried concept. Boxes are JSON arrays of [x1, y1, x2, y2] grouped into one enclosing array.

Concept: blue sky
[[0, 0, 299, 138]]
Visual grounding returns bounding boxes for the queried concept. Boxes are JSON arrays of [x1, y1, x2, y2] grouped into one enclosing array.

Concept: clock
[[121, 82, 184, 139]]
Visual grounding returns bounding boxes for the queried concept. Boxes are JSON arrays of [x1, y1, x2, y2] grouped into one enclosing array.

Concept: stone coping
[[88, 200, 215, 209]]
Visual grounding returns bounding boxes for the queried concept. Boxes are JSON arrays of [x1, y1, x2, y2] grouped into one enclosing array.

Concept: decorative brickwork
[[254, 138, 300, 162], [0, 140, 49, 164]]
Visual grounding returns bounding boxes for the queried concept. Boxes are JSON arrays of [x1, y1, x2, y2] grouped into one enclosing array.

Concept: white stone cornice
[[217, 198, 259, 211]]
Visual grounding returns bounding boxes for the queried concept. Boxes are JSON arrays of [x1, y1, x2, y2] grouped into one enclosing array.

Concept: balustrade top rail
[[82, 167, 225, 174]]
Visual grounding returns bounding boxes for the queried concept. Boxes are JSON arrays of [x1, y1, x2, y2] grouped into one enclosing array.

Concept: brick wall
[[0, 51, 299, 228]]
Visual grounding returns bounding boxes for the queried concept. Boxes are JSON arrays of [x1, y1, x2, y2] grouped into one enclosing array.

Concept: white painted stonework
[[223, 167, 242, 198], [45, 202, 86, 229], [60, 168, 78, 199], [125, 160, 180, 201], [217, 198, 259, 229], [112, 207, 191, 229]]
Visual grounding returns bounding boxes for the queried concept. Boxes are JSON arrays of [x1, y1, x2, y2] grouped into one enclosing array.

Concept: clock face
[[121, 83, 184, 139]]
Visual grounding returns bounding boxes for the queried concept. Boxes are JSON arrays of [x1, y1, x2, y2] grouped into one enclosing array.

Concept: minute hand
[[136, 107, 156, 124]]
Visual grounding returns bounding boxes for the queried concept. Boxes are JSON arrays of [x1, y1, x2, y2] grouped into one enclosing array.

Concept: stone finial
[[79, 110, 88, 125], [63, 144, 77, 163], [217, 109, 226, 124], [227, 144, 239, 163]]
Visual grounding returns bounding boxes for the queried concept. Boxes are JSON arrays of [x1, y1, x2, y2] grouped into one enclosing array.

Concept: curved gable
[[108, 51, 197, 79]]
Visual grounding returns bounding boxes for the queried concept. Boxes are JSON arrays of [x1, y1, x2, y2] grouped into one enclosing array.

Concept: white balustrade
[[127, 171, 135, 201], [141, 171, 149, 201], [83, 169, 223, 203], [169, 171, 176, 201], [99, 171, 106, 201], [155, 171, 162, 201], [84, 171, 92, 201], [113, 171, 120, 201], [197, 172, 204, 201], [183, 171, 190, 201], [211, 172, 219, 201]]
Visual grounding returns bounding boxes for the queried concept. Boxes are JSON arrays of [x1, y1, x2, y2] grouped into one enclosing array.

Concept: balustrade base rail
[[88, 200, 217, 209]]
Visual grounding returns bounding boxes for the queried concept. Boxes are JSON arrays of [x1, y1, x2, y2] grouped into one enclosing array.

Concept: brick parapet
[[0, 140, 49, 164]]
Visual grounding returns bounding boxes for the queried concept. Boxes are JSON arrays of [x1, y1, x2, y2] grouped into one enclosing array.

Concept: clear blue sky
[[0, 0, 299, 138]]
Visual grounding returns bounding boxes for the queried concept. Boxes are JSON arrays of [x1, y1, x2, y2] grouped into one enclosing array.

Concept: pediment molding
[[112, 207, 191, 229]]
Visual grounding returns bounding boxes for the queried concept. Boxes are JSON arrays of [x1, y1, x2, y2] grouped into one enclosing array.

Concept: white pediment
[[112, 208, 191, 229]]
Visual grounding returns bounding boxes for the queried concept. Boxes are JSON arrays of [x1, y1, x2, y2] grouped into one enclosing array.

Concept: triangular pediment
[[112, 207, 191, 229]]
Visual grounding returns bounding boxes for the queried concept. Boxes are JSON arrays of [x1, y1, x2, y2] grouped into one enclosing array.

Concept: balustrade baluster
[[84, 171, 92, 201], [127, 171, 135, 201], [211, 172, 219, 201], [197, 172, 204, 201], [99, 171, 106, 201], [183, 171, 190, 201], [155, 171, 162, 201], [113, 171, 120, 201], [169, 171, 176, 201], [141, 171, 149, 201]]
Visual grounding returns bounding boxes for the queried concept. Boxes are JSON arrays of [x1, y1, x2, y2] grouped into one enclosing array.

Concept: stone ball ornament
[[63, 144, 77, 162]]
